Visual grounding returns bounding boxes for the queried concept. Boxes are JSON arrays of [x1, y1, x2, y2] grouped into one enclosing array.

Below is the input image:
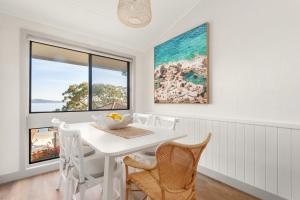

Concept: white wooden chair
[[59, 122, 123, 200], [132, 113, 152, 126], [153, 115, 180, 131], [135, 115, 180, 164], [51, 118, 96, 191], [52, 118, 68, 191]]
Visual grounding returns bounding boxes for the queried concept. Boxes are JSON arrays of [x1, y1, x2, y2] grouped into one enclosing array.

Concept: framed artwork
[[154, 23, 209, 104]]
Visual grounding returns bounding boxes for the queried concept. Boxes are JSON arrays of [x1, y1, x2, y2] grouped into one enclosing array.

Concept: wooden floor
[[0, 171, 259, 200]]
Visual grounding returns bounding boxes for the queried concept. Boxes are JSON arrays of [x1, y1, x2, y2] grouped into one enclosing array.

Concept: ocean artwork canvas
[[154, 23, 208, 104]]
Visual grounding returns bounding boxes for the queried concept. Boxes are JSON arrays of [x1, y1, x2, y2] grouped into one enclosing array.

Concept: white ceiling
[[0, 0, 201, 52]]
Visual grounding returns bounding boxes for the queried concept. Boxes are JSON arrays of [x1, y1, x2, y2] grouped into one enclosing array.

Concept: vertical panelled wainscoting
[[171, 115, 300, 200]]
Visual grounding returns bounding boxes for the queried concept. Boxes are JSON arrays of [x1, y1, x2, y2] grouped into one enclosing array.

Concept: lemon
[[106, 113, 123, 120]]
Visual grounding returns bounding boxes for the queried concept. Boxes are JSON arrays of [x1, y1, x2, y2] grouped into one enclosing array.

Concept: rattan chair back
[[156, 133, 212, 191]]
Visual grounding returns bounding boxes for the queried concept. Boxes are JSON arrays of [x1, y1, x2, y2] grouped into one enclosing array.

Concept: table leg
[[102, 155, 115, 200]]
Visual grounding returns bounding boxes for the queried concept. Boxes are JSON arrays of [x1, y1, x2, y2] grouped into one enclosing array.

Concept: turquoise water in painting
[[184, 71, 206, 85], [154, 23, 208, 68]]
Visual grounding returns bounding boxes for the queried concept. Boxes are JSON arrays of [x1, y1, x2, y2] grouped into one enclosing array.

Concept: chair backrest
[[133, 113, 152, 126], [156, 133, 211, 192], [59, 123, 85, 183], [51, 118, 65, 157], [153, 115, 179, 131], [51, 118, 62, 128]]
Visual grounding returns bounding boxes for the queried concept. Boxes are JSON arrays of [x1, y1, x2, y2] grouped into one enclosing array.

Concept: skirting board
[[0, 162, 58, 185], [198, 165, 286, 200]]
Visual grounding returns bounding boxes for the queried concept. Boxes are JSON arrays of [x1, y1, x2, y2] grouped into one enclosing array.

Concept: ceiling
[[0, 0, 201, 52]]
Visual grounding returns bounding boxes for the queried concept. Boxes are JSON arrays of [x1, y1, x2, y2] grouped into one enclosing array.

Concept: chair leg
[[56, 173, 63, 191], [119, 176, 124, 200], [64, 177, 71, 200], [125, 184, 130, 200], [56, 162, 64, 191], [79, 187, 85, 200]]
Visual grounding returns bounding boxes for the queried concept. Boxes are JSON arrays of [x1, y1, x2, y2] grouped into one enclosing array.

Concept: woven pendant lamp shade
[[118, 0, 152, 28]]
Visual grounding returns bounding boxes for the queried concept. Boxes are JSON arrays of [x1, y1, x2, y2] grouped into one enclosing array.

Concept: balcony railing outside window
[[29, 127, 60, 163]]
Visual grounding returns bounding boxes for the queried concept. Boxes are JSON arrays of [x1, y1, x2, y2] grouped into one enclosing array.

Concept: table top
[[69, 122, 187, 157]]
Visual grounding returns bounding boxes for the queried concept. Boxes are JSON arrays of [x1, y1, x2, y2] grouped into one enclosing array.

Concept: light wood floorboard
[[0, 171, 260, 200]]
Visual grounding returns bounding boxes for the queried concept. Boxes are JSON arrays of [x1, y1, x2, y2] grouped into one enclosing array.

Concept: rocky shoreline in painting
[[154, 55, 208, 103]]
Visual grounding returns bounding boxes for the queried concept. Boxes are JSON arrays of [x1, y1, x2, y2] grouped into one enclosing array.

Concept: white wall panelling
[[245, 124, 255, 186], [169, 114, 300, 200], [266, 127, 278, 194], [291, 130, 300, 200], [254, 125, 266, 190], [277, 128, 292, 199], [227, 122, 236, 178]]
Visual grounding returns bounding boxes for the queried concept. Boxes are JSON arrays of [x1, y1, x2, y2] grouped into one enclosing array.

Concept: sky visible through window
[[92, 66, 127, 90], [31, 58, 127, 102]]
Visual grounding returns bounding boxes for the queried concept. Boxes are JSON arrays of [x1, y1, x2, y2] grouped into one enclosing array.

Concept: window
[[92, 55, 129, 110], [30, 42, 89, 112], [29, 127, 59, 164], [28, 41, 130, 164], [30, 41, 130, 113]]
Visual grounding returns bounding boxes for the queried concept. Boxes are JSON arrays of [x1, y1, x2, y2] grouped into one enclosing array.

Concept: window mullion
[[88, 54, 93, 111], [127, 62, 130, 110]]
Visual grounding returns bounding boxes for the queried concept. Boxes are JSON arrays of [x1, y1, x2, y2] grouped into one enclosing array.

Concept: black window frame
[[29, 126, 60, 164], [29, 41, 130, 114]]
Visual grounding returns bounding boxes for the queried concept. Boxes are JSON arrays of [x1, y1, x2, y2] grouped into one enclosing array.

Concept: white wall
[[136, 0, 300, 124], [0, 13, 143, 176], [135, 0, 300, 199]]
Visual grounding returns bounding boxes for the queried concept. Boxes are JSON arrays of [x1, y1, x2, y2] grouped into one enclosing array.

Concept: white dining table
[[69, 122, 186, 200]]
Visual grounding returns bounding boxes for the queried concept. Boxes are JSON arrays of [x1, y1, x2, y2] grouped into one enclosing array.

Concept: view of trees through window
[[31, 57, 89, 112], [30, 42, 129, 112], [92, 55, 128, 110]]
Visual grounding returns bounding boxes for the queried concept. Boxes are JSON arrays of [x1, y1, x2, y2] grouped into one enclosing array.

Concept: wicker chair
[[134, 115, 180, 165], [124, 133, 212, 200]]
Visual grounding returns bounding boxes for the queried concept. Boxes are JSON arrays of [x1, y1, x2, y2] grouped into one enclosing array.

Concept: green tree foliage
[[92, 83, 126, 109], [62, 82, 88, 111], [61, 82, 126, 111]]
